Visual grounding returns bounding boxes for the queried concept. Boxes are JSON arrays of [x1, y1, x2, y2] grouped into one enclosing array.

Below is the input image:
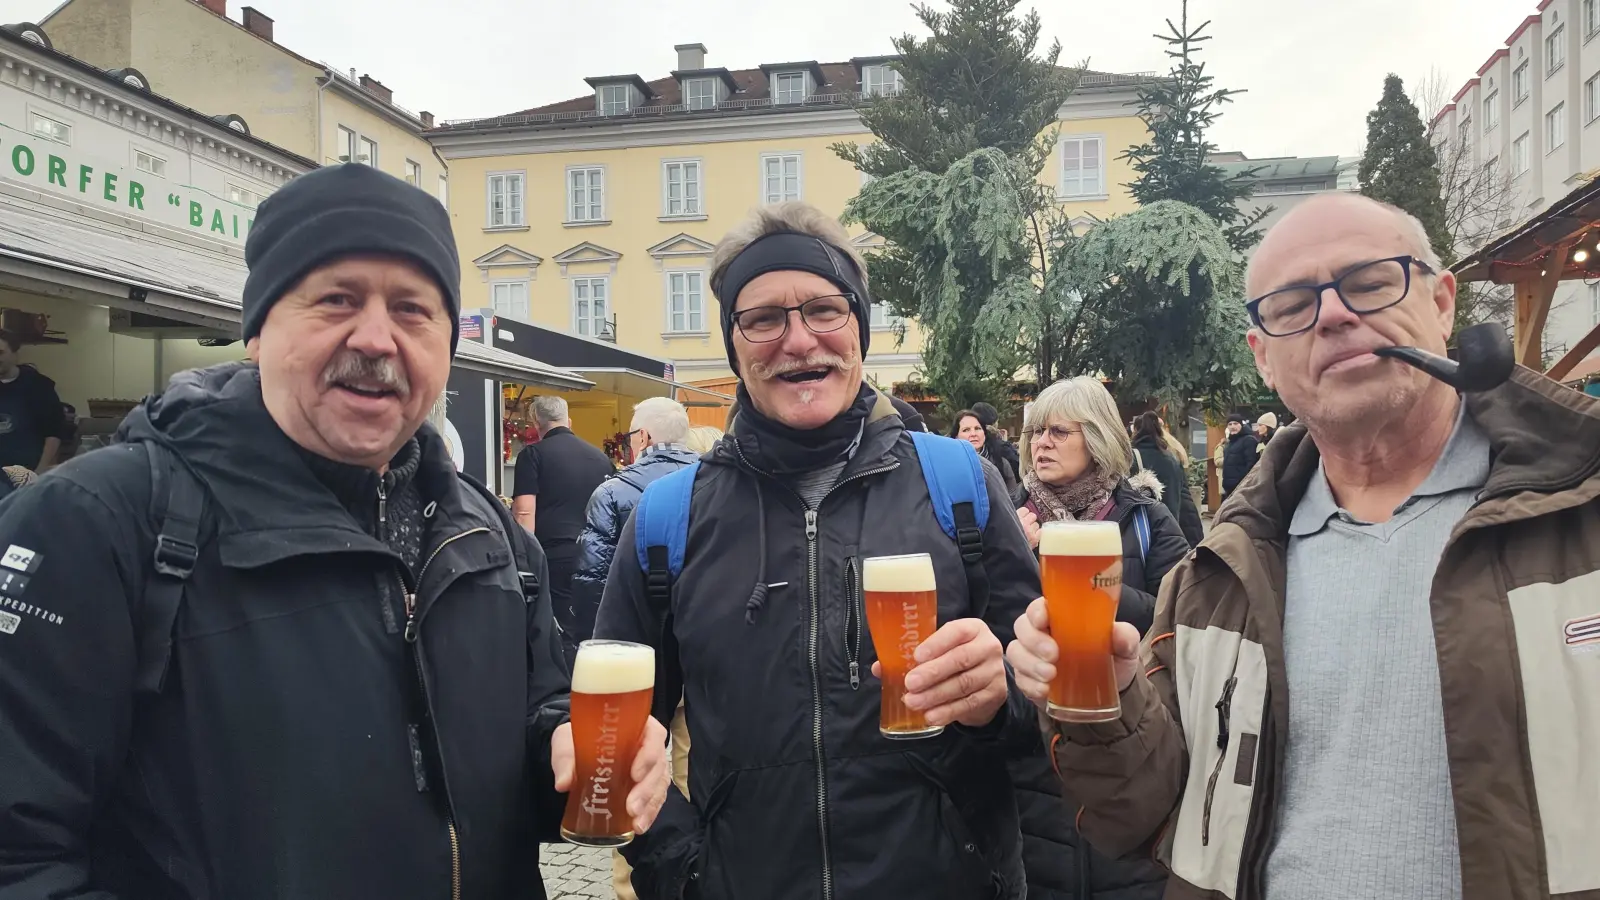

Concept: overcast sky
[[16, 0, 1525, 158]]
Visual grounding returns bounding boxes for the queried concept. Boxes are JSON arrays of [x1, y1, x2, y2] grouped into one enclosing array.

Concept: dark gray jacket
[[570, 445, 702, 647], [596, 394, 1043, 900]]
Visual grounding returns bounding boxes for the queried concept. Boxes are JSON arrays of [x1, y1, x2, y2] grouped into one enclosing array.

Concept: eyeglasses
[[730, 294, 855, 343], [1245, 255, 1435, 338], [1022, 424, 1081, 445]]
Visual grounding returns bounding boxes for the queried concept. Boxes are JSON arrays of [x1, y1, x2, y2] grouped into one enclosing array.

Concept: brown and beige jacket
[[1049, 367, 1600, 900]]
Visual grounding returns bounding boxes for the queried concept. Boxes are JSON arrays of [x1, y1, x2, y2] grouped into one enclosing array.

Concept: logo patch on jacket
[[1563, 612, 1600, 650], [2, 545, 39, 574]]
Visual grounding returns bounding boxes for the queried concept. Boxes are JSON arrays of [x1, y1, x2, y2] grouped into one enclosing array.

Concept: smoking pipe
[[1372, 322, 1515, 392]]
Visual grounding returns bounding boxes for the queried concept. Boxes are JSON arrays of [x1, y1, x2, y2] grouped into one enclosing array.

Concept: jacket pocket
[[843, 555, 864, 691], [906, 754, 1005, 899], [688, 769, 741, 898]]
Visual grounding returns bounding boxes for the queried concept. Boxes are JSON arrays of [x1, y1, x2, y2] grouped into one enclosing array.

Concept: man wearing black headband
[[597, 202, 1044, 900]]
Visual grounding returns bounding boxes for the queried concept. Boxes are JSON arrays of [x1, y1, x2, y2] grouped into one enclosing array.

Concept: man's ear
[[1246, 329, 1275, 390], [246, 336, 261, 363]]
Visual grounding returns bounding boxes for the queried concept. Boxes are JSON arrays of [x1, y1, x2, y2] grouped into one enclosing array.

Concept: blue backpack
[[633, 430, 992, 617]]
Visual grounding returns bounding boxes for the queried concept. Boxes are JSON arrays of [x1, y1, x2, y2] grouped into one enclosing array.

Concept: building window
[[491, 281, 530, 323], [1485, 155, 1500, 177], [337, 125, 356, 163], [1514, 62, 1530, 105], [863, 64, 902, 97], [870, 303, 904, 329], [29, 111, 71, 145], [487, 172, 525, 228], [662, 159, 702, 217], [1547, 102, 1566, 149], [572, 277, 609, 337], [1513, 132, 1530, 175], [599, 84, 631, 116], [772, 72, 806, 105], [1060, 136, 1105, 198], [567, 167, 605, 223], [405, 159, 422, 186], [135, 149, 167, 177], [1547, 26, 1566, 76], [439, 175, 449, 209], [1458, 116, 1473, 151], [1483, 91, 1499, 131], [1591, 282, 1600, 327], [761, 153, 802, 203], [1588, 0, 1599, 37], [1588, 74, 1600, 123], [226, 183, 261, 208], [358, 136, 377, 167], [685, 78, 717, 110], [666, 271, 705, 333]]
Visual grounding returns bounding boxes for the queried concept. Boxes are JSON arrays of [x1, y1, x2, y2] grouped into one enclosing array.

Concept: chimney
[[675, 43, 707, 71], [196, 0, 225, 15], [359, 74, 393, 104], [419, 110, 434, 128], [241, 6, 273, 40]]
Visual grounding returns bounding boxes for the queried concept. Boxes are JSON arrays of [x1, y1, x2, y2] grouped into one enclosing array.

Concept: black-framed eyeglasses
[[1246, 255, 1436, 338], [730, 294, 855, 343]]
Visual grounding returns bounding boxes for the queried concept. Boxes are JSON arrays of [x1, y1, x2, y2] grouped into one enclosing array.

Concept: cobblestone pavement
[[540, 843, 616, 899]]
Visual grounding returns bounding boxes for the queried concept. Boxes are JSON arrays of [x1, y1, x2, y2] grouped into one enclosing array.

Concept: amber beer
[[1040, 521, 1124, 723], [560, 640, 656, 847], [863, 553, 944, 739]]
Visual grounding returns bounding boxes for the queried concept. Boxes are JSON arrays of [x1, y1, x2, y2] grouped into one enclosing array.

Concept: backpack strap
[[456, 472, 540, 601], [1133, 504, 1151, 564], [633, 461, 700, 608], [908, 431, 991, 619], [137, 442, 204, 695]]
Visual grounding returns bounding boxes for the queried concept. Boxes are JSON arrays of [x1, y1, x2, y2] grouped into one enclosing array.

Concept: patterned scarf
[[1023, 466, 1118, 523]]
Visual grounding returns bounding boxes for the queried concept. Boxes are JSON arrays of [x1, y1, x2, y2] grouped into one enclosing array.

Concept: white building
[[0, 21, 585, 488], [1429, 0, 1600, 362], [1211, 152, 1362, 240]]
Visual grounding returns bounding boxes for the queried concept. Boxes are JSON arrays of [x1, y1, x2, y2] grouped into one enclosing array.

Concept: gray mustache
[[322, 351, 411, 399]]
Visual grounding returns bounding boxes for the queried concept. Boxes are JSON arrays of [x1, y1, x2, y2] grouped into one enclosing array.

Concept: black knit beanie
[[242, 163, 461, 352]]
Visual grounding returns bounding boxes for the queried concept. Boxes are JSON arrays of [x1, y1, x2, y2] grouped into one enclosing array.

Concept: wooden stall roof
[[1455, 173, 1600, 285]]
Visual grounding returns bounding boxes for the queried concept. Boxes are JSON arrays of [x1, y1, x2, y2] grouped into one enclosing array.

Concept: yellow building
[[39, 0, 447, 203], [428, 44, 1148, 390]]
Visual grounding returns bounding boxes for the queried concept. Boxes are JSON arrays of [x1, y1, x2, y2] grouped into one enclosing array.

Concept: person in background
[[0, 330, 68, 473], [1131, 412, 1205, 547], [973, 400, 1022, 485], [952, 408, 1020, 494], [1255, 411, 1279, 453], [512, 395, 614, 665], [1008, 377, 1187, 900], [1011, 192, 1600, 900], [889, 394, 929, 432], [1220, 413, 1260, 498], [685, 424, 724, 454]]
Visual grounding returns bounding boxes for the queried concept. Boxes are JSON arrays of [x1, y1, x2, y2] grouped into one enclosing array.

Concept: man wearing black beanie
[[0, 163, 667, 899]]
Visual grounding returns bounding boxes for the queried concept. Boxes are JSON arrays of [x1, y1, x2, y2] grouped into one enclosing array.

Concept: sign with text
[[1, 121, 259, 247], [459, 315, 484, 341]]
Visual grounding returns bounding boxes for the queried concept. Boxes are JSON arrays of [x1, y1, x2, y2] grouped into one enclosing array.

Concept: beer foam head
[[1039, 520, 1122, 557], [572, 641, 656, 694], [862, 553, 936, 593]]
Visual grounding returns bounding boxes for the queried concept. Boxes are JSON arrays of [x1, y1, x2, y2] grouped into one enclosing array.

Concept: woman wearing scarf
[[1008, 376, 1188, 900]]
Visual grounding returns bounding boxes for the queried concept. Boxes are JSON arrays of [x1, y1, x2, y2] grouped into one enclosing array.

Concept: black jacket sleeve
[[0, 469, 143, 899], [1177, 476, 1205, 548], [1116, 501, 1189, 638], [596, 514, 700, 900], [569, 481, 623, 647], [517, 525, 573, 842]]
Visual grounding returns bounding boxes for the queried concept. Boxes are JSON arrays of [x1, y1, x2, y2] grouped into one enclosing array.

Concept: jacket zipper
[[733, 442, 896, 900], [844, 557, 862, 690], [401, 524, 489, 900], [1201, 676, 1237, 847]]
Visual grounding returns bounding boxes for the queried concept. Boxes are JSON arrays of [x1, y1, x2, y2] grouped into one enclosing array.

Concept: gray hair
[[532, 395, 569, 428], [684, 425, 723, 454], [426, 391, 451, 434], [1022, 376, 1133, 478], [1247, 193, 1444, 296], [630, 396, 690, 446], [709, 201, 868, 301]]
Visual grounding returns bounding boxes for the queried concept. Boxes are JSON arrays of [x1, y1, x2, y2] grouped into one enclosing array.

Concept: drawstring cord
[[745, 473, 771, 624]]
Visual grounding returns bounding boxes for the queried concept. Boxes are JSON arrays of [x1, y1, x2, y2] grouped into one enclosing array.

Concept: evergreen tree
[[1359, 74, 1454, 264], [1121, 0, 1266, 251]]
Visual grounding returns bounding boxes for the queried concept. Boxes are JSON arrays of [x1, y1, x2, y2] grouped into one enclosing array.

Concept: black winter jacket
[[1221, 430, 1260, 495], [1130, 436, 1204, 547], [597, 394, 1044, 900], [0, 364, 571, 899], [570, 445, 702, 646], [1008, 478, 1189, 900]]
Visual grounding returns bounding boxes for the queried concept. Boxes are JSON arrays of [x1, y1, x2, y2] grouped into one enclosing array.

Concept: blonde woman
[[684, 424, 723, 454]]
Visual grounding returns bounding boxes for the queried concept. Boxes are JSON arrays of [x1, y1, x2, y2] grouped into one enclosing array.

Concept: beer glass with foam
[[1040, 521, 1123, 723], [560, 640, 656, 847], [863, 553, 944, 739]]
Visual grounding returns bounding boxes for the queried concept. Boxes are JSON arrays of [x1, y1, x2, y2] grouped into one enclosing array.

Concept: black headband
[[714, 231, 872, 373]]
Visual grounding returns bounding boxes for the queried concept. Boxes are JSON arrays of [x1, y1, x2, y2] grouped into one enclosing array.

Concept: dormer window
[[685, 78, 717, 110], [600, 84, 631, 115], [773, 72, 807, 104], [863, 64, 901, 97]]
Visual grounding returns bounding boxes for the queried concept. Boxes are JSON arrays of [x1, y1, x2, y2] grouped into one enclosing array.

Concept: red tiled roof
[[1507, 14, 1541, 47], [1453, 78, 1480, 104], [1477, 48, 1509, 77]]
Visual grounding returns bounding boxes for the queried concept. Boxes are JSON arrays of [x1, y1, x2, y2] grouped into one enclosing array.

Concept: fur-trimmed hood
[[1127, 468, 1165, 502]]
